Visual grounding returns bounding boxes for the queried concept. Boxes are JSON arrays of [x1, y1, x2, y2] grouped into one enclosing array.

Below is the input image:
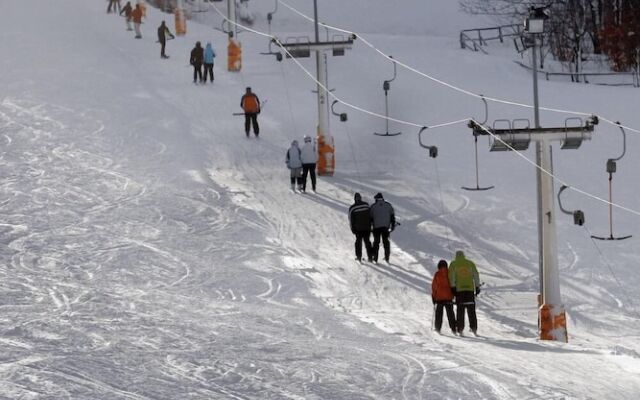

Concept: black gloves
[[475, 287, 481, 296], [431, 296, 435, 305], [451, 287, 457, 296]]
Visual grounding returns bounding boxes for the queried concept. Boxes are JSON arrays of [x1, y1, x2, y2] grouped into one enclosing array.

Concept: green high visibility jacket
[[448, 253, 480, 292]]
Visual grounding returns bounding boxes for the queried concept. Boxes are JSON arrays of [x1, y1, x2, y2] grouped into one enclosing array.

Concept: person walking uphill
[[203, 43, 216, 83], [300, 135, 317, 193], [369, 193, 395, 263], [131, 3, 143, 38], [349, 193, 373, 263], [448, 250, 481, 336], [157, 21, 174, 59], [107, 0, 117, 13], [120, 1, 133, 31], [285, 140, 303, 192], [190, 42, 204, 84], [240, 87, 260, 138], [431, 260, 457, 335]]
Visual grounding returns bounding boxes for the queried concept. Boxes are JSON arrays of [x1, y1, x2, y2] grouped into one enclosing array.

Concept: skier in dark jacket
[[107, 0, 117, 13], [349, 192, 373, 262], [190, 42, 204, 83], [369, 192, 395, 263], [120, 1, 133, 31], [157, 21, 174, 59]]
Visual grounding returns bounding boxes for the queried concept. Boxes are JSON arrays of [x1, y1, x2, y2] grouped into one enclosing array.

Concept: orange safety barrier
[[175, 8, 186, 36], [539, 303, 568, 342], [227, 39, 242, 72], [317, 134, 335, 176]]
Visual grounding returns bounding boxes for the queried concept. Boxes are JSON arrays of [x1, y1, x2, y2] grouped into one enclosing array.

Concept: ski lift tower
[[469, 6, 599, 343], [273, 0, 355, 176]]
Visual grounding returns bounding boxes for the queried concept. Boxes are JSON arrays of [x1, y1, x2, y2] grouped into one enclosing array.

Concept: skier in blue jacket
[[203, 42, 216, 83]]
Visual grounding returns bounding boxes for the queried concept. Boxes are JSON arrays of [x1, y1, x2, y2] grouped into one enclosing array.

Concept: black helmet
[[437, 260, 448, 269], [354, 192, 361, 201], [374, 192, 383, 200]]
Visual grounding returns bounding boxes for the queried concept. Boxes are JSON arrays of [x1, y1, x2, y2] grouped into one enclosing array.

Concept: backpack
[[242, 94, 260, 113]]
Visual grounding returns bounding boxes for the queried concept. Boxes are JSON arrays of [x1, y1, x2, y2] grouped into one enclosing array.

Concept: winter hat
[[304, 135, 312, 142], [437, 259, 448, 269], [374, 192, 383, 200], [291, 140, 298, 146], [354, 192, 361, 202]]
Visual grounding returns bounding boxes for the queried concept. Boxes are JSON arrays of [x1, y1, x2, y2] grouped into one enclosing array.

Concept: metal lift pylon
[[469, 114, 598, 343]]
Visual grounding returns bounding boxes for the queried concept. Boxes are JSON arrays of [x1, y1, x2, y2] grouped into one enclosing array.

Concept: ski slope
[[0, 0, 639, 398]]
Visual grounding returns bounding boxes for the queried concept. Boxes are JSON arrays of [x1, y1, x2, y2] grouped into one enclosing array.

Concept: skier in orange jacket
[[240, 87, 260, 138], [431, 259, 457, 334]]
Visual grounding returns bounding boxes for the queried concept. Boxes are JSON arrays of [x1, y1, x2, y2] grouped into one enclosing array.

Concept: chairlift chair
[[591, 122, 632, 241], [261, 38, 283, 61], [418, 127, 438, 158], [374, 56, 402, 137], [558, 185, 585, 226], [462, 96, 494, 191]]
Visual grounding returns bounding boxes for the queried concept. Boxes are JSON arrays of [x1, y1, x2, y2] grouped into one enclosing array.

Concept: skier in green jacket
[[448, 250, 481, 336]]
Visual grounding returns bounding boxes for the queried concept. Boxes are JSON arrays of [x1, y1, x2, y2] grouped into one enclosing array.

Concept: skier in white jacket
[[286, 140, 304, 191], [300, 135, 318, 193]]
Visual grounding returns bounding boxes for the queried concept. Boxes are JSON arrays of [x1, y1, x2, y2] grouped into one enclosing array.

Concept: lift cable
[[208, 2, 640, 221], [208, 1, 468, 130], [278, 0, 640, 136], [471, 120, 640, 218]]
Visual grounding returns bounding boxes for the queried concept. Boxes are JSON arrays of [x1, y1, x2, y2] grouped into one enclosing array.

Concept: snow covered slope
[[0, 0, 639, 398]]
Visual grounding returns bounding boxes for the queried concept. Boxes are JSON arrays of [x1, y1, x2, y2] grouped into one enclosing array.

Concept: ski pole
[[431, 303, 436, 331]]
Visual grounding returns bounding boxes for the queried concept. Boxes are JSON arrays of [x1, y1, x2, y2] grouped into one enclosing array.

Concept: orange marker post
[[227, 39, 242, 72]]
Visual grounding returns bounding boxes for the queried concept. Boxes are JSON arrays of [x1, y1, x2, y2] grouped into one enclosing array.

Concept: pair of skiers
[[431, 251, 481, 336], [189, 42, 216, 83], [285, 136, 318, 192], [348, 192, 396, 263]]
